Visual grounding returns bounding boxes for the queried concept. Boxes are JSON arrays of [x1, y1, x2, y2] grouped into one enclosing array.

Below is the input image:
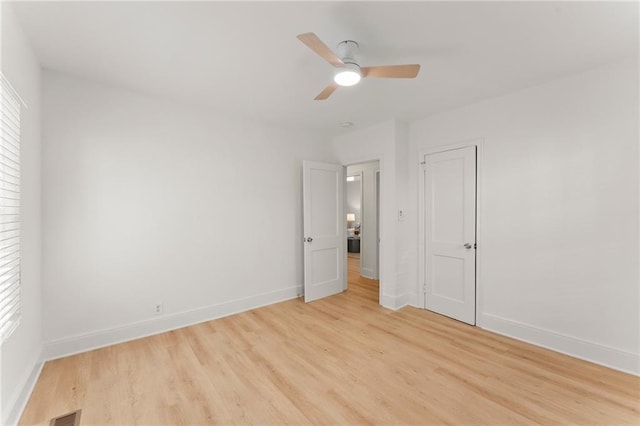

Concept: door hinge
[[423, 283, 427, 293], [474, 243, 477, 249]]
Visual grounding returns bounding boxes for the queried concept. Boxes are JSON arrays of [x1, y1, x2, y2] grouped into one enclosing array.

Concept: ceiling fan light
[[334, 63, 362, 87], [334, 70, 361, 86]]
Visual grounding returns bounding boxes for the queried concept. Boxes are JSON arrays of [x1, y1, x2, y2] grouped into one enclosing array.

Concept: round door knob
[[464, 243, 473, 249], [307, 237, 313, 243]]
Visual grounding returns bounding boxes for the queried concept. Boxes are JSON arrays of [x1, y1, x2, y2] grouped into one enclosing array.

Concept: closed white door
[[422, 146, 476, 324], [303, 161, 345, 302]]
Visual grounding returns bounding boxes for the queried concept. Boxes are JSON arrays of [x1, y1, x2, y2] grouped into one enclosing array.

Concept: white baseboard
[[361, 267, 378, 280], [2, 353, 44, 426], [406, 292, 421, 308], [395, 293, 410, 310], [44, 285, 302, 361], [480, 313, 640, 376], [379, 294, 395, 309], [380, 293, 410, 310]]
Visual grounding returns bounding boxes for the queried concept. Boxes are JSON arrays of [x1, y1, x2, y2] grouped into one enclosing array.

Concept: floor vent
[[50, 409, 81, 426]]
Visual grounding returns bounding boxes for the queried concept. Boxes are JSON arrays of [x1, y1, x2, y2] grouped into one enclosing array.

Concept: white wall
[[347, 162, 379, 279], [41, 70, 334, 358], [408, 59, 639, 374], [394, 122, 410, 302], [0, 4, 43, 425]]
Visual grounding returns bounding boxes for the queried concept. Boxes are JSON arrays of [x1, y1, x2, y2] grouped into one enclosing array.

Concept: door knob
[[464, 243, 473, 249], [306, 237, 313, 243]]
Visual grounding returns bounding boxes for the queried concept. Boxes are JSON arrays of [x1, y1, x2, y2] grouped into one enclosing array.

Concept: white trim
[[44, 285, 302, 360], [360, 267, 377, 279], [380, 293, 410, 310], [407, 293, 422, 308], [374, 169, 381, 281], [379, 294, 394, 309], [395, 293, 411, 309], [342, 166, 349, 292], [417, 153, 425, 308], [2, 355, 43, 426], [481, 313, 640, 375], [417, 138, 484, 324]]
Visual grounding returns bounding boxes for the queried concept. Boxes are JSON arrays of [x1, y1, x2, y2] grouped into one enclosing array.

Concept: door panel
[[303, 161, 345, 302], [432, 158, 465, 242], [423, 146, 476, 324], [311, 248, 339, 284], [432, 255, 465, 301], [310, 169, 338, 235]]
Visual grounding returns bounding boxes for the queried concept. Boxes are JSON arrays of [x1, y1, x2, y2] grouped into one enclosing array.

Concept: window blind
[[0, 74, 21, 344]]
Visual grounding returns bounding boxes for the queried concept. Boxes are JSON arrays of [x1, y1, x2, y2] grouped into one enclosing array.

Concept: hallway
[[347, 252, 379, 304]]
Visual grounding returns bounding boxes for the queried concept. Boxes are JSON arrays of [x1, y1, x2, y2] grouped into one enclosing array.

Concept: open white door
[[303, 161, 345, 302], [423, 146, 476, 324]]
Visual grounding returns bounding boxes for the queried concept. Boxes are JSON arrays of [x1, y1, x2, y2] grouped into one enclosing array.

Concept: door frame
[[343, 156, 383, 305], [375, 170, 380, 281], [418, 138, 484, 326]]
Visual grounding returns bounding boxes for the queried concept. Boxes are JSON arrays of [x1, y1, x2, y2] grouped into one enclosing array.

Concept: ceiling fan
[[297, 32, 421, 100]]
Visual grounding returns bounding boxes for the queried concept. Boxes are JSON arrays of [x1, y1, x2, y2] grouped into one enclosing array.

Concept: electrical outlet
[[154, 302, 163, 315]]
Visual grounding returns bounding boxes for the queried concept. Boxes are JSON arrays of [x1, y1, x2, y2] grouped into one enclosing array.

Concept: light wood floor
[[20, 256, 639, 425]]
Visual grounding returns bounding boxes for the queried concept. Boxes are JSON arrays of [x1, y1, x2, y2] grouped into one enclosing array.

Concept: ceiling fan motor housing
[[333, 40, 362, 86], [337, 40, 359, 63]]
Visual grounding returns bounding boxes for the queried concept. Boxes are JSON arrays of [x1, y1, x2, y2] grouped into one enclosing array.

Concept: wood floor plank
[[19, 257, 640, 425]]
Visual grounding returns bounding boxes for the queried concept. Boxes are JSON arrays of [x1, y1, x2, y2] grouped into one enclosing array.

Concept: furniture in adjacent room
[[348, 237, 360, 253]]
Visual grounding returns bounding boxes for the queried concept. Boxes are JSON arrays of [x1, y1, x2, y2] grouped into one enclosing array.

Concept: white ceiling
[[10, 1, 639, 136]]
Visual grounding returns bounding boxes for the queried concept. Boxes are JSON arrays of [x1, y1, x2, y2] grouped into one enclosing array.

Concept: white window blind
[[0, 74, 21, 344]]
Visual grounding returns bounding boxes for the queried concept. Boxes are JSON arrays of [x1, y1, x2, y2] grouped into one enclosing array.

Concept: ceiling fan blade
[[361, 64, 421, 79], [314, 82, 339, 100], [297, 32, 344, 68]]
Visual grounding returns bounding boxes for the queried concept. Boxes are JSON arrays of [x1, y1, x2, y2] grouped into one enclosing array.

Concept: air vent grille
[[49, 409, 81, 426]]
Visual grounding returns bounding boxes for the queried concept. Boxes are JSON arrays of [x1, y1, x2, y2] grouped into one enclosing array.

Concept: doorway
[[346, 161, 380, 301], [346, 172, 362, 280], [301, 159, 381, 304]]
